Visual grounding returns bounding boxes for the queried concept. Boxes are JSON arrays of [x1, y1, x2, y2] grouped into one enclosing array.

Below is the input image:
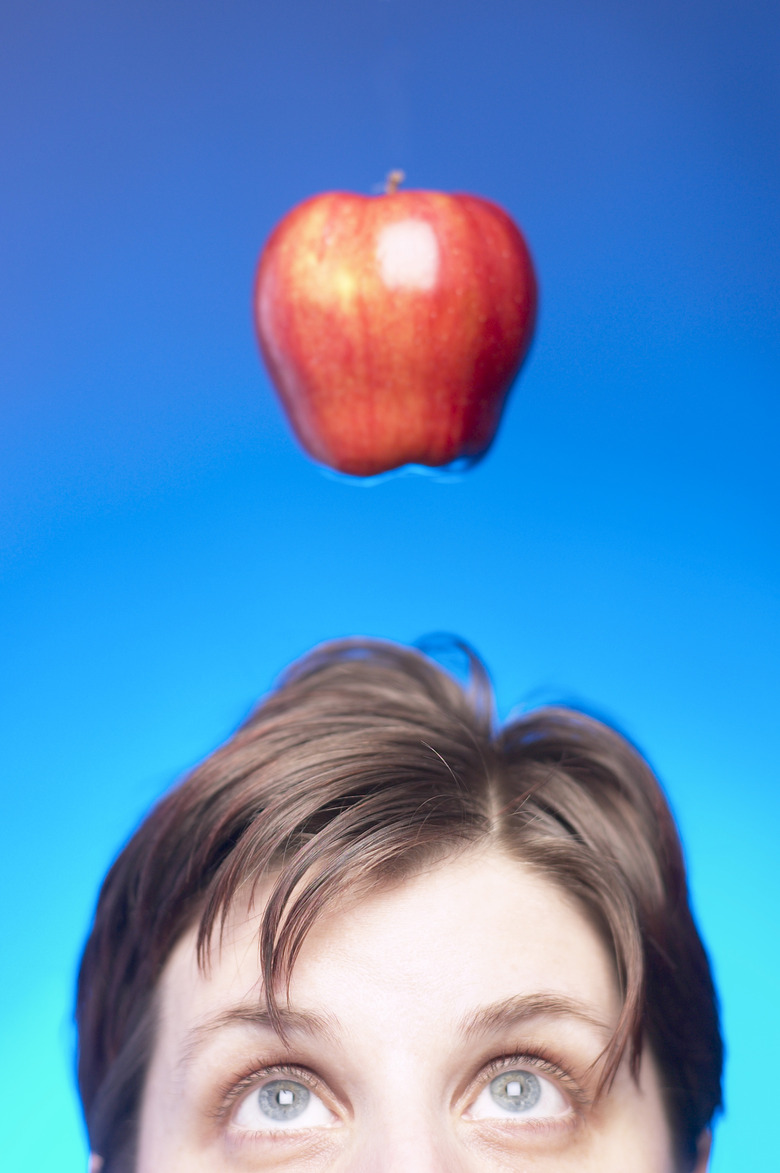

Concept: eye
[[467, 1067, 570, 1121], [233, 1077, 336, 1132]]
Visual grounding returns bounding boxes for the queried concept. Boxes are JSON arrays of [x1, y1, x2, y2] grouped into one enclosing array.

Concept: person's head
[[77, 638, 722, 1172]]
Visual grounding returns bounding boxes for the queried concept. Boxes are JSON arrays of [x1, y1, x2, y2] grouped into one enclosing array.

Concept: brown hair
[[76, 637, 722, 1170]]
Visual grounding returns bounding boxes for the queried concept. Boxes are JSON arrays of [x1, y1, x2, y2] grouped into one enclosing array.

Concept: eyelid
[[465, 1050, 591, 1115], [216, 1061, 330, 1124], [214, 1051, 591, 1133]]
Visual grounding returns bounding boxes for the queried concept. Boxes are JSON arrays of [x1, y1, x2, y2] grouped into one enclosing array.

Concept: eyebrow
[[179, 991, 611, 1073], [457, 992, 613, 1040], [178, 1004, 338, 1073]]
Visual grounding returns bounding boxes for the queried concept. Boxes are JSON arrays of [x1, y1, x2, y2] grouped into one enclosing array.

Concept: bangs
[[77, 638, 721, 1171]]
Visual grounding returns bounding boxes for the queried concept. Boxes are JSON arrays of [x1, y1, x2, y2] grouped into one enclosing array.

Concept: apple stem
[[385, 169, 405, 194]]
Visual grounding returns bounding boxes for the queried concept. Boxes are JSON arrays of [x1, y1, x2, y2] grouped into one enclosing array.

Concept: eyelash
[[476, 1049, 591, 1113], [215, 1047, 590, 1128], [213, 1060, 324, 1123]]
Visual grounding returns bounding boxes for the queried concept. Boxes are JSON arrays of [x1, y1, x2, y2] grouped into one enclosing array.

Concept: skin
[[133, 848, 711, 1172]]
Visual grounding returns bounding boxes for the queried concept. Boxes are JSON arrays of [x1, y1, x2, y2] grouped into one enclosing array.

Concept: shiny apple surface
[[254, 189, 537, 476]]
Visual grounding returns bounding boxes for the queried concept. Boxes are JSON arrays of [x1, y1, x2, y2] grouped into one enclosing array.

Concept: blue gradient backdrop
[[1, 2, 778, 1167]]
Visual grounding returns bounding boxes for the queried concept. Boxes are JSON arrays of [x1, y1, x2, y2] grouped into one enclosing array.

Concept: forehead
[[157, 849, 620, 1043]]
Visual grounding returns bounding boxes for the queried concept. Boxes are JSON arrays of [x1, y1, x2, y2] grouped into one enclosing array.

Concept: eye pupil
[[257, 1079, 310, 1120], [489, 1070, 541, 1112]]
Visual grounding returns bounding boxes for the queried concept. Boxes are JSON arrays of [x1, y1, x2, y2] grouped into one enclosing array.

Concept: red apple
[[254, 178, 537, 476]]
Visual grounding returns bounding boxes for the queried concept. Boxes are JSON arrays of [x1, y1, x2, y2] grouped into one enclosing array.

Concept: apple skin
[[254, 188, 537, 476]]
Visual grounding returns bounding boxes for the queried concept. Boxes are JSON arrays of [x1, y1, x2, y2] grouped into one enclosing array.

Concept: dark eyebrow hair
[[457, 992, 614, 1040], [177, 1004, 338, 1072], [178, 990, 612, 1074]]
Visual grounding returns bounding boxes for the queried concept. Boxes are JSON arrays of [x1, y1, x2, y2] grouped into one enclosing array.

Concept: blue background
[[1, 1, 777, 1167]]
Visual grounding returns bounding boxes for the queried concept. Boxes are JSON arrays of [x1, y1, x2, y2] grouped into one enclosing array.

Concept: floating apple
[[254, 174, 537, 476]]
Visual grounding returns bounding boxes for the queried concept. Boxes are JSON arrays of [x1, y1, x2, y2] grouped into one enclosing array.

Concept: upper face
[[135, 848, 701, 1172]]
